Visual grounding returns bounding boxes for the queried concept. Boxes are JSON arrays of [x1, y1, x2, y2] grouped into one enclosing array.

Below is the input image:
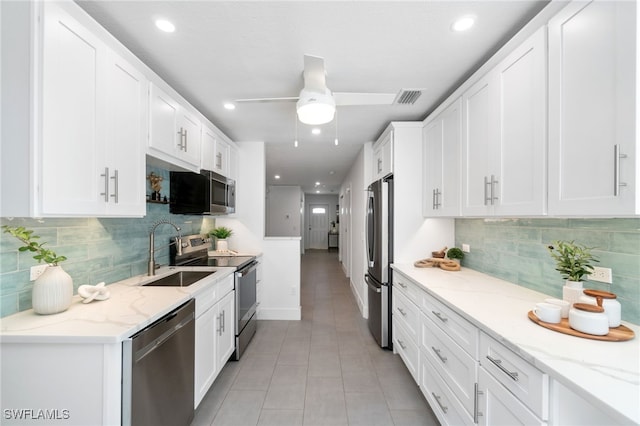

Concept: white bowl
[[569, 305, 609, 336]]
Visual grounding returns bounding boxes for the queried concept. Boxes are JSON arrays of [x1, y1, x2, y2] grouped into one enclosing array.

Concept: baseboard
[[349, 279, 367, 318], [257, 307, 302, 320]]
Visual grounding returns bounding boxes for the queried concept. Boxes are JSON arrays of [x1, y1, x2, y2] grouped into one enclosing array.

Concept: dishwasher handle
[[134, 314, 193, 363]]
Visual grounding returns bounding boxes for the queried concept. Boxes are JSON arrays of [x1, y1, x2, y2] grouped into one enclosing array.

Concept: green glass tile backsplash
[[455, 218, 640, 324]]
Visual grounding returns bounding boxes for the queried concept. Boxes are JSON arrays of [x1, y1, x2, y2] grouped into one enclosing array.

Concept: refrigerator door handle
[[365, 274, 382, 293], [366, 189, 375, 268]]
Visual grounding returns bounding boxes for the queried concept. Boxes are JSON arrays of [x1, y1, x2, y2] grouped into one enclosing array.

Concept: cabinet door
[[201, 125, 217, 171], [548, 1, 636, 215], [372, 144, 384, 182], [215, 290, 236, 373], [214, 139, 230, 176], [149, 83, 179, 157], [194, 306, 217, 408], [478, 367, 546, 426], [177, 108, 202, 167], [423, 118, 443, 216], [104, 51, 147, 216], [40, 3, 107, 215], [494, 27, 546, 216], [461, 75, 494, 216]]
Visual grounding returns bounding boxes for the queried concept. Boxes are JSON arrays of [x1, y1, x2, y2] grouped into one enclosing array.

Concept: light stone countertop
[[391, 263, 640, 425], [0, 266, 236, 344]]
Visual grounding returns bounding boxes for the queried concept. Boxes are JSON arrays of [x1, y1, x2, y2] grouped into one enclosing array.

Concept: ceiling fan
[[234, 54, 422, 125]]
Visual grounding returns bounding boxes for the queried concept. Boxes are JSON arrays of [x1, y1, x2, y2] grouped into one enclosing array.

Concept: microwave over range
[[170, 170, 236, 215]]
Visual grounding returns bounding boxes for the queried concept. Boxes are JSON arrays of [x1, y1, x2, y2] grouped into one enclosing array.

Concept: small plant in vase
[[209, 226, 233, 252], [446, 247, 464, 265], [547, 240, 599, 306], [2, 225, 73, 314]]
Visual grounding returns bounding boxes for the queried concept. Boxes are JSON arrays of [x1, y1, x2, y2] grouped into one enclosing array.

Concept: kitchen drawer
[[214, 274, 235, 303], [420, 352, 475, 426], [195, 287, 217, 318], [421, 312, 477, 417], [393, 273, 422, 304], [393, 319, 420, 383], [393, 288, 420, 342], [478, 367, 546, 426], [421, 291, 478, 359], [479, 332, 548, 420]]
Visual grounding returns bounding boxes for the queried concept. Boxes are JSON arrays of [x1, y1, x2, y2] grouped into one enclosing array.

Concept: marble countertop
[[391, 264, 640, 425], [0, 266, 236, 344]]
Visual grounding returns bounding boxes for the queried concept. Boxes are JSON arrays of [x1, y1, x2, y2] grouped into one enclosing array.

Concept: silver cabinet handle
[[432, 311, 448, 323], [490, 175, 498, 205], [216, 152, 223, 170], [431, 392, 448, 413], [474, 383, 484, 422], [110, 169, 119, 203], [397, 339, 407, 350], [397, 307, 407, 316], [484, 176, 491, 205], [221, 309, 225, 332], [614, 144, 628, 196], [377, 157, 382, 174], [486, 355, 519, 381], [100, 167, 109, 202], [432, 346, 447, 363], [216, 313, 222, 336], [184, 129, 188, 151], [177, 127, 186, 150], [436, 188, 441, 209], [397, 281, 407, 289], [432, 189, 436, 210]]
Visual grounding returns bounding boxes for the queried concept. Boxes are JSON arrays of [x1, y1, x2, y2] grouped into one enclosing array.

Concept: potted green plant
[[209, 226, 233, 251], [547, 240, 599, 306], [2, 225, 73, 314], [446, 247, 464, 264]]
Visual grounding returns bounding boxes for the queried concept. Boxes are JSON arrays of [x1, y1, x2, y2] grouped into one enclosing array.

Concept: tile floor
[[191, 249, 439, 426]]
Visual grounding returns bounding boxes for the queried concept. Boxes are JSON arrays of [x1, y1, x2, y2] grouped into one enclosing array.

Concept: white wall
[[340, 144, 370, 316], [215, 142, 301, 321], [265, 185, 302, 237]]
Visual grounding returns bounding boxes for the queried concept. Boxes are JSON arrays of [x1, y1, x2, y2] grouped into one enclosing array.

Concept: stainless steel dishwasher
[[122, 299, 195, 426]]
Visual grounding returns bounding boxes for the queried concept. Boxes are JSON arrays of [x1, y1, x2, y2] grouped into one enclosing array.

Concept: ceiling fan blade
[[303, 54, 327, 92], [234, 96, 298, 103], [333, 92, 397, 106]]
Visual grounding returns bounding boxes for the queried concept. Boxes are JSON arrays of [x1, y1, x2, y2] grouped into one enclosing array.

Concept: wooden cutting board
[[528, 311, 634, 342]]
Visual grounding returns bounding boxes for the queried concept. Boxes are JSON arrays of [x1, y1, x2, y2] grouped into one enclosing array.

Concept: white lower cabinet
[[393, 319, 420, 383], [194, 274, 235, 408]]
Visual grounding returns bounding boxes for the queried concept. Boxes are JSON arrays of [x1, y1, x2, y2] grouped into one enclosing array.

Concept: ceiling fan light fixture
[[296, 89, 336, 125]]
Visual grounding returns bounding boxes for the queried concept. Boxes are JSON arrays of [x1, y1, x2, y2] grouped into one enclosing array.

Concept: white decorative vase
[[216, 239, 228, 252], [562, 280, 583, 308], [32, 265, 73, 315]]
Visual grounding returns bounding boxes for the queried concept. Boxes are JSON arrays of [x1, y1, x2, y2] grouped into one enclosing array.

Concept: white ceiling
[[76, 0, 550, 194]]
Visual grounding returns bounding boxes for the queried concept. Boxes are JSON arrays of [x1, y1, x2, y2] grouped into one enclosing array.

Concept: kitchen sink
[[143, 271, 215, 287]]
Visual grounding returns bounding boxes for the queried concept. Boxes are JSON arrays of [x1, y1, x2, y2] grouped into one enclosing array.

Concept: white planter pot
[[216, 239, 228, 252], [562, 280, 584, 308], [32, 265, 73, 315]]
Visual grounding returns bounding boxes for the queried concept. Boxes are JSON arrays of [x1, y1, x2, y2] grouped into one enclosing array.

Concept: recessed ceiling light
[[274, 175, 280, 180], [223, 103, 236, 110], [329, 170, 335, 175], [311, 128, 321, 135], [451, 15, 475, 32], [315, 182, 320, 186], [316, 190, 320, 193], [155, 19, 176, 33]]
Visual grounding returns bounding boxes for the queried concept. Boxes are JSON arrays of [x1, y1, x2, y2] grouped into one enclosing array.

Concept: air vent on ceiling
[[394, 89, 423, 105]]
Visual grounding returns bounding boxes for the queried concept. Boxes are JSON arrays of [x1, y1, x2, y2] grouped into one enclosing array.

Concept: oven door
[[235, 261, 257, 333]]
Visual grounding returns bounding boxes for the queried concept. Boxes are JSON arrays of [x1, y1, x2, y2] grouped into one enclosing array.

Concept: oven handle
[[235, 261, 258, 278]]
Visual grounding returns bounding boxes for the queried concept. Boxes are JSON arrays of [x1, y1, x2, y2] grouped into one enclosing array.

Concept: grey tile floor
[[191, 249, 439, 426]]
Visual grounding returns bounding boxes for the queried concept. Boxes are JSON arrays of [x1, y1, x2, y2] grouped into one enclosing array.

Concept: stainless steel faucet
[[148, 219, 183, 276]]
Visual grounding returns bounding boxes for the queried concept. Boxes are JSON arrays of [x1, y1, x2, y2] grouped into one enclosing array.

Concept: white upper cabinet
[[39, 3, 146, 217], [462, 27, 546, 216], [423, 98, 462, 217], [149, 83, 202, 170], [201, 124, 237, 179], [214, 139, 230, 177], [371, 129, 393, 183], [548, 0, 637, 216]]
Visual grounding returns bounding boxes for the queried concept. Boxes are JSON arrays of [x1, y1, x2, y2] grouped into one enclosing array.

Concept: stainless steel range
[[171, 234, 257, 360]]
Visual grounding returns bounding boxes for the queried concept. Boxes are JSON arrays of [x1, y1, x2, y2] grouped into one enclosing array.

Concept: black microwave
[[170, 170, 235, 215]]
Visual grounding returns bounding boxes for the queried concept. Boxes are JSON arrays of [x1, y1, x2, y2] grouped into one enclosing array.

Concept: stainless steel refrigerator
[[365, 176, 393, 348]]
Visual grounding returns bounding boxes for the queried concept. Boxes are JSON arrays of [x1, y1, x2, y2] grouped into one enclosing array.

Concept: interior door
[[308, 204, 329, 249]]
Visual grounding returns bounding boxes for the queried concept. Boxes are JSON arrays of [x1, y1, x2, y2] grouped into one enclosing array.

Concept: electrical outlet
[[589, 266, 613, 284], [30, 264, 48, 281], [462, 244, 470, 253]]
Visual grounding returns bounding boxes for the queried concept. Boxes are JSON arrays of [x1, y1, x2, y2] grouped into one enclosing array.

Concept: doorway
[[308, 204, 329, 249]]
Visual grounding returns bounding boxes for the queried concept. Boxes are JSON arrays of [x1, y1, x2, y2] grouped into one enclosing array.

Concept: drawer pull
[[431, 392, 448, 413], [397, 307, 407, 316], [432, 311, 448, 322], [432, 346, 447, 363], [486, 355, 519, 381], [398, 281, 407, 289], [474, 382, 484, 422], [397, 339, 407, 350]]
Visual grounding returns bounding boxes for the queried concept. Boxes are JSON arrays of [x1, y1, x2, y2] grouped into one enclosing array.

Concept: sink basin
[[143, 271, 215, 287]]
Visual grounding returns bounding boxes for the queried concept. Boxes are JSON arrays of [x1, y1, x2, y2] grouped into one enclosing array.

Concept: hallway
[[191, 250, 439, 426]]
